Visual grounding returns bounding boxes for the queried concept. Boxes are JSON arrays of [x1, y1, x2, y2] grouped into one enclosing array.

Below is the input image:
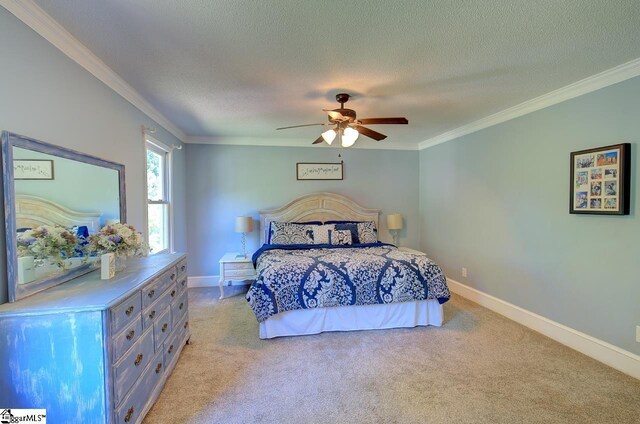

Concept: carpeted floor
[[144, 287, 640, 424]]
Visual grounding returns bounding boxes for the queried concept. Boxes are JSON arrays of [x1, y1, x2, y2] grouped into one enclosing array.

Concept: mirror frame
[[1, 131, 126, 302]]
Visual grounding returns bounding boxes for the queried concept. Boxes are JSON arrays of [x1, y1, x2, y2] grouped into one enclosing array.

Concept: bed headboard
[[259, 192, 380, 244], [15, 194, 103, 233]]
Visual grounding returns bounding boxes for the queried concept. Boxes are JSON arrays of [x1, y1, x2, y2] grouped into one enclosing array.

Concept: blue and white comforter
[[246, 244, 450, 322]]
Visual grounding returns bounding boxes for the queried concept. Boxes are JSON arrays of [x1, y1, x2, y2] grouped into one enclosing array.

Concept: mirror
[[2, 131, 126, 302]]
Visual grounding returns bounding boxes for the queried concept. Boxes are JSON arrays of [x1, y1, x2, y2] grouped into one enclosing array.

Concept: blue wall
[[185, 144, 419, 276], [419, 75, 640, 354], [0, 8, 187, 304]]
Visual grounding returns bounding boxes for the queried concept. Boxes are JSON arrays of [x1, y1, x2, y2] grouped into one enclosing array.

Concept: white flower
[[118, 226, 133, 238]]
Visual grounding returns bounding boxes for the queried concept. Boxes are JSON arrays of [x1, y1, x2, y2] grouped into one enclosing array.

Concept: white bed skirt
[[259, 299, 443, 339]]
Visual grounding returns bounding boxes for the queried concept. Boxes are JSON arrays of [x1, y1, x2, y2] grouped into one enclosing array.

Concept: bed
[[246, 192, 450, 338], [16, 194, 102, 231]]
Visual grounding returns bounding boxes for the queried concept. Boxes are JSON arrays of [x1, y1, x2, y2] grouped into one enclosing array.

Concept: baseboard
[[187, 275, 249, 288], [447, 279, 640, 380]]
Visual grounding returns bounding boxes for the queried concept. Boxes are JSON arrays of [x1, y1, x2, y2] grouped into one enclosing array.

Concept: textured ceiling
[[34, 0, 640, 147]]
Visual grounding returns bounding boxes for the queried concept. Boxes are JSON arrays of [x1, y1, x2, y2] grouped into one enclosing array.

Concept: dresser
[[0, 253, 189, 424]]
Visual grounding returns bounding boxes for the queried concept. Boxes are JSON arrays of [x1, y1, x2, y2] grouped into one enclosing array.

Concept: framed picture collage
[[570, 143, 630, 215]]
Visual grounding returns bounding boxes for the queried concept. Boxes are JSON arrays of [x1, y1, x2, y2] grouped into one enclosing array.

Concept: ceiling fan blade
[[357, 117, 408, 125], [276, 123, 326, 130], [354, 125, 387, 141], [312, 136, 324, 145], [323, 109, 345, 121]]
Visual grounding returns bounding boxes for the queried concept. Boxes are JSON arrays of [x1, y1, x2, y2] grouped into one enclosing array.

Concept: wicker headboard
[[259, 192, 380, 244], [15, 194, 102, 233]]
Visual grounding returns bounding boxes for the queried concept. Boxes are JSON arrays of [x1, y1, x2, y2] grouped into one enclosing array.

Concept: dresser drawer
[[224, 269, 256, 279], [116, 350, 165, 424], [176, 258, 187, 277], [111, 292, 142, 335], [176, 274, 188, 295], [114, 328, 154, 405], [142, 268, 177, 309], [113, 317, 143, 362], [142, 286, 173, 330], [153, 309, 172, 351], [224, 261, 254, 271], [171, 290, 188, 322], [163, 329, 183, 368]]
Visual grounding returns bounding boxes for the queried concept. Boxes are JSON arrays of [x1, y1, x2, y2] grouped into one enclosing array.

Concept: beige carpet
[[144, 287, 640, 424]]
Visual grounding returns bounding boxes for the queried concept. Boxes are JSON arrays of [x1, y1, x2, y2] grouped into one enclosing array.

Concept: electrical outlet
[[636, 326, 640, 343], [462, 267, 468, 278]]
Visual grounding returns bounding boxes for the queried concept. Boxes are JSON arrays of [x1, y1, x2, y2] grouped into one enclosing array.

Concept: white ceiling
[[32, 0, 640, 148]]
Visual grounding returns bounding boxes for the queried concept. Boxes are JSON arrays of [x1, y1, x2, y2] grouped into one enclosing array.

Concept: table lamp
[[235, 216, 253, 258], [386, 213, 403, 245]]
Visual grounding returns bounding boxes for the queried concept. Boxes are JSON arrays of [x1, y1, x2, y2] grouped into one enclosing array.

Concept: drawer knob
[[168, 344, 174, 354], [126, 329, 135, 340], [162, 323, 168, 333], [170, 273, 176, 281], [148, 310, 156, 319], [181, 265, 186, 272], [171, 289, 176, 297], [148, 289, 155, 298], [179, 302, 184, 310], [125, 305, 134, 316], [124, 407, 134, 422], [183, 321, 188, 329], [134, 353, 144, 366], [155, 362, 163, 374]]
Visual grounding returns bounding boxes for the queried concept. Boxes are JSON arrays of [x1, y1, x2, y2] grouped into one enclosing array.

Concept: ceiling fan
[[276, 93, 408, 147]]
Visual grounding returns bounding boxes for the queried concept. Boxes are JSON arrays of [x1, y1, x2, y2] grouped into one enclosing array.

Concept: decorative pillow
[[334, 223, 360, 244], [312, 224, 335, 244], [267, 221, 320, 244], [328, 229, 353, 245], [357, 221, 378, 243], [269, 222, 314, 245]]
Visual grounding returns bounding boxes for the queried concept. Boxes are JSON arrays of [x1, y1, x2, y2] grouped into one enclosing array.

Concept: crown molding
[[419, 57, 640, 150], [186, 136, 420, 151], [1, 0, 186, 142]]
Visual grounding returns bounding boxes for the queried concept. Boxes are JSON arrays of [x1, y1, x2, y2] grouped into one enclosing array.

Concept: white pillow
[[312, 224, 335, 244]]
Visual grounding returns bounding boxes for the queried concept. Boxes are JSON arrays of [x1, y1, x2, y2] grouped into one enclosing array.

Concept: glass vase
[[115, 254, 127, 272]]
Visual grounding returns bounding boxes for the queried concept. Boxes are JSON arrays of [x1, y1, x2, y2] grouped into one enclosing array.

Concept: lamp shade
[[386, 213, 403, 230], [341, 127, 359, 147], [235, 216, 253, 233], [321, 129, 337, 145]]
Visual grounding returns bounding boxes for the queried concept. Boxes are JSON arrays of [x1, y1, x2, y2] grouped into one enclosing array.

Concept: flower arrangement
[[17, 225, 83, 269], [87, 223, 148, 258]]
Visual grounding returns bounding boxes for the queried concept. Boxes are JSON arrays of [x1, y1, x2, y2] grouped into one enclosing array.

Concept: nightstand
[[218, 252, 256, 299]]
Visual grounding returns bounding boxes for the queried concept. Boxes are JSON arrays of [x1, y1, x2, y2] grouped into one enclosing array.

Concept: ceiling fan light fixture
[[342, 127, 359, 147], [321, 129, 337, 145]]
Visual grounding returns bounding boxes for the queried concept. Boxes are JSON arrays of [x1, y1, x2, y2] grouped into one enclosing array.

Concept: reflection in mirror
[[2, 131, 126, 302]]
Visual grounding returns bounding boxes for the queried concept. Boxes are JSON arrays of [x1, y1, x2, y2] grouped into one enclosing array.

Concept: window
[[145, 139, 172, 254]]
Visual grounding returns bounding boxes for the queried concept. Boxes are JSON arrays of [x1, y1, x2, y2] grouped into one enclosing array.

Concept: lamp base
[[240, 232, 247, 258], [391, 230, 399, 246]]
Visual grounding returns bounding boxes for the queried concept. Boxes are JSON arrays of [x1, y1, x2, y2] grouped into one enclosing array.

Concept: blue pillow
[[267, 221, 322, 244], [75, 225, 89, 238], [334, 223, 360, 244]]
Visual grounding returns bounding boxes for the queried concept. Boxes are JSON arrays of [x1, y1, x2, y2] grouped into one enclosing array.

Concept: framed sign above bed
[[296, 162, 343, 180], [14, 159, 54, 180]]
